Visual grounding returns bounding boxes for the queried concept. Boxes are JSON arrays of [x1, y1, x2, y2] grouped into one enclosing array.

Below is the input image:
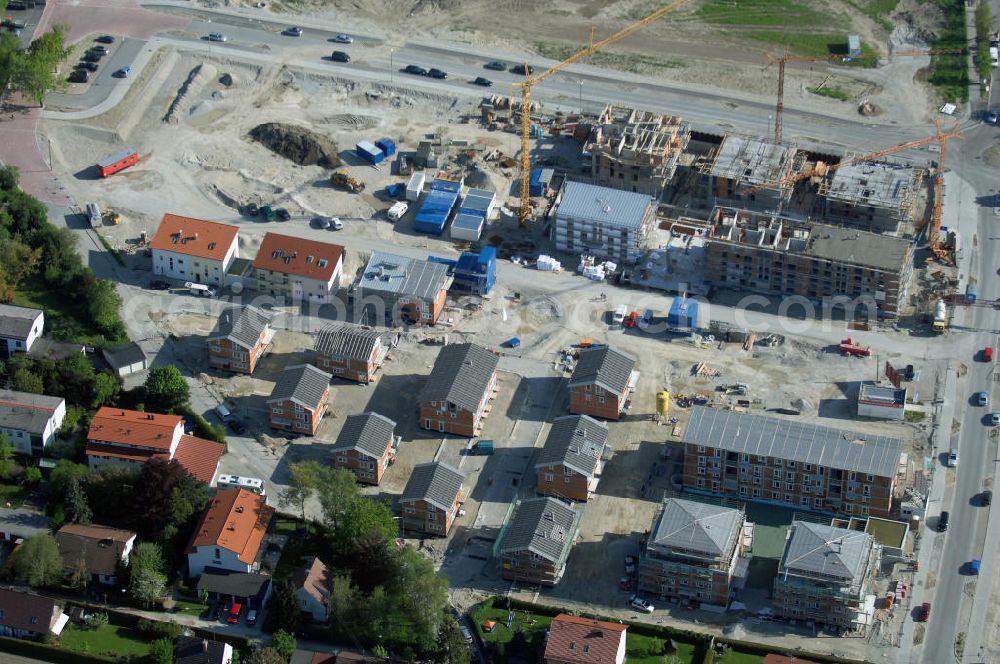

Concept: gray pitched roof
[[535, 414, 609, 476], [196, 571, 272, 599], [268, 364, 332, 409], [779, 521, 874, 587], [210, 305, 271, 350], [568, 346, 635, 394], [0, 389, 64, 435], [418, 343, 498, 413], [0, 303, 42, 340], [331, 412, 396, 459], [648, 498, 742, 560], [683, 405, 903, 477], [175, 635, 230, 664], [101, 342, 146, 369], [314, 323, 381, 360], [402, 462, 464, 511], [358, 251, 452, 300], [499, 497, 580, 563]]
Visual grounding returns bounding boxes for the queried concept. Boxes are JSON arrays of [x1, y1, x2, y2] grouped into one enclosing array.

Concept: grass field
[[59, 623, 152, 659], [0, 483, 28, 509], [535, 42, 684, 73], [699, 0, 829, 27], [809, 85, 852, 101], [715, 648, 767, 664]]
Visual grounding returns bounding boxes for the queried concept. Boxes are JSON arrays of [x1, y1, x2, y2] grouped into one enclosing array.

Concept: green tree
[[65, 474, 92, 524], [271, 630, 296, 662], [264, 579, 302, 634], [280, 460, 321, 520], [336, 498, 397, 551], [85, 277, 125, 339], [0, 33, 19, 93], [93, 372, 121, 407], [976, 1, 996, 88], [316, 466, 362, 532], [130, 542, 167, 606], [149, 637, 175, 664], [0, 239, 41, 301], [0, 433, 13, 478], [24, 466, 42, 484], [11, 367, 43, 393], [14, 534, 63, 587], [433, 618, 470, 664], [13, 24, 67, 107], [144, 365, 190, 412]]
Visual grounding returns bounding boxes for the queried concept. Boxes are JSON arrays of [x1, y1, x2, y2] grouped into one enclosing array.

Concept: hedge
[[0, 635, 115, 664], [711, 635, 868, 664], [178, 405, 227, 445]]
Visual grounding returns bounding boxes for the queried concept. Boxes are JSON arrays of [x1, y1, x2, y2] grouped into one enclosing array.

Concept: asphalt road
[[49, 37, 146, 109]]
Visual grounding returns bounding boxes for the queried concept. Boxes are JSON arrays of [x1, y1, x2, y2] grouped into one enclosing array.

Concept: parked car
[[77, 61, 99, 72], [333, 34, 354, 43], [312, 216, 331, 229], [228, 419, 247, 435], [149, 280, 171, 291], [983, 490, 993, 506], [458, 622, 474, 643], [938, 511, 949, 532], [284, 26, 303, 36], [207, 32, 227, 42], [331, 50, 351, 63], [428, 68, 448, 79], [629, 595, 654, 613], [96, 35, 116, 44], [510, 63, 535, 75], [68, 70, 89, 83], [916, 602, 931, 622], [988, 109, 999, 125], [984, 347, 994, 362], [275, 208, 291, 221], [327, 216, 344, 230], [227, 602, 242, 624], [209, 603, 223, 621], [83, 52, 103, 62], [978, 391, 990, 407], [89, 45, 110, 55], [244, 202, 260, 217], [246, 609, 258, 626], [473, 76, 493, 87], [404, 64, 427, 76], [114, 66, 131, 78], [947, 448, 958, 468], [484, 60, 506, 71]]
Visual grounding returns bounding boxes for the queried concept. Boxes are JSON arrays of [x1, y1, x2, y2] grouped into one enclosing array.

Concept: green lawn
[[471, 600, 552, 645], [626, 632, 698, 664], [742, 32, 876, 59], [699, 0, 829, 27], [172, 599, 209, 618], [0, 483, 28, 509], [273, 518, 327, 579], [59, 623, 152, 658], [716, 648, 767, 664]]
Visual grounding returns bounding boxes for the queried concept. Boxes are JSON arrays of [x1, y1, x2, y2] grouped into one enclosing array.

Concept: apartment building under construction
[[588, 104, 690, 198], [702, 135, 801, 211], [703, 207, 914, 317], [821, 161, 921, 233]]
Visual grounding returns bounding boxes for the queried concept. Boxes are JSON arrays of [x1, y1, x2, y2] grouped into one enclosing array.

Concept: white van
[[612, 304, 628, 327], [991, 46, 998, 68], [184, 281, 216, 297], [86, 202, 102, 227], [387, 201, 409, 221], [216, 474, 266, 496]]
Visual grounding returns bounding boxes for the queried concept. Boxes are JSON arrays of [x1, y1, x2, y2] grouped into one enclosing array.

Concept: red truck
[[839, 337, 872, 357], [96, 149, 139, 177]]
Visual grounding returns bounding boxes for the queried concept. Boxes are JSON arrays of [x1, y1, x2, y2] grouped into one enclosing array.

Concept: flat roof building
[[704, 207, 914, 317], [552, 181, 656, 265], [704, 135, 799, 211], [822, 161, 920, 233], [589, 104, 690, 198], [857, 382, 907, 421], [681, 405, 903, 518], [351, 252, 452, 326]]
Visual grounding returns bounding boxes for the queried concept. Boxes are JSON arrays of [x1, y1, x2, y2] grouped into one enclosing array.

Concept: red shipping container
[[96, 149, 139, 177]]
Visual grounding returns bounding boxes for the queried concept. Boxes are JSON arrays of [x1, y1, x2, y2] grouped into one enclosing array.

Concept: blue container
[[667, 297, 699, 334], [356, 141, 384, 165], [414, 180, 460, 234], [529, 168, 544, 196], [386, 183, 400, 198], [375, 138, 396, 157], [965, 282, 978, 304]]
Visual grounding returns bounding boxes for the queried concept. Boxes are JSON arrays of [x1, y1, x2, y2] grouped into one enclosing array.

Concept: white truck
[[184, 281, 216, 297], [86, 202, 102, 227], [612, 304, 628, 327], [387, 201, 409, 221]]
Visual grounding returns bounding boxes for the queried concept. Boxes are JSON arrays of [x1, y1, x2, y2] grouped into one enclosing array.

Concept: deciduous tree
[[129, 542, 167, 606], [271, 630, 296, 662], [144, 365, 190, 412], [14, 534, 63, 587]]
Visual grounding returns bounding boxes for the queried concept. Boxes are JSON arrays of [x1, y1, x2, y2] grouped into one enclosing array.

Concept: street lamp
[[579, 80, 584, 115]]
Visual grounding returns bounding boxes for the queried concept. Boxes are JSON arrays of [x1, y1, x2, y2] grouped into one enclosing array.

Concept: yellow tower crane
[[514, 0, 688, 224]]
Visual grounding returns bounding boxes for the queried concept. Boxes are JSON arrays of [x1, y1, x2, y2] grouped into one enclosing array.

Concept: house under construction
[[821, 161, 921, 234], [588, 104, 690, 198], [702, 135, 800, 211], [703, 207, 914, 317]]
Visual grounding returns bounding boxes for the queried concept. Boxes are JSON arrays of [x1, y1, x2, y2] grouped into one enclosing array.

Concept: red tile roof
[[189, 489, 274, 564], [88, 408, 182, 450], [252, 232, 343, 282], [173, 435, 225, 484], [150, 214, 240, 261], [544, 614, 627, 664]]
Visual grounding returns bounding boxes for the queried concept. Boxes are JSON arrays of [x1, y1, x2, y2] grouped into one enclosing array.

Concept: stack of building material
[[537, 255, 562, 272]]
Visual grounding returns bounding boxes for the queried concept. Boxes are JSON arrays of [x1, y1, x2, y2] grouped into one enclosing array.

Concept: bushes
[[136, 617, 181, 640], [177, 405, 227, 444]]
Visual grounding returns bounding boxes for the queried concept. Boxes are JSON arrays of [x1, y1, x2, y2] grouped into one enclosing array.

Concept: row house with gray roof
[[568, 346, 638, 421], [637, 498, 748, 608], [331, 412, 397, 485], [535, 414, 610, 502], [209, 305, 273, 375], [680, 406, 903, 518], [497, 496, 581, 586], [0, 304, 44, 359], [268, 364, 332, 436], [0, 388, 66, 456], [400, 462, 465, 536], [419, 343, 499, 437], [314, 323, 394, 384], [773, 521, 879, 629]]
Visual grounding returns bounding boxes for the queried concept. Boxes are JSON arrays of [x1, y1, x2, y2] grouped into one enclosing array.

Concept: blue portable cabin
[[452, 247, 497, 295], [414, 179, 461, 234], [375, 137, 396, 157], [529, 168, 544, 196], [667, 297, 699, 335], [426, 256, 457, 273], [356, 140, 384, 165]]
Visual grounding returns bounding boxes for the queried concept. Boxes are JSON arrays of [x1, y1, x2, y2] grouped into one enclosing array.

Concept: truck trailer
[[96, 149, 139, 177], [932, 300, 947, 333]]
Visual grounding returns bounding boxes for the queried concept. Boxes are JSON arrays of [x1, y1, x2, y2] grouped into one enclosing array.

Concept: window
[[545, 473, 554, 482], [427, 511, 437, 521], [697, 467, 706, 475], [697, 445, 706, 453], [788, 461, 795, 469], [404, 506, 415, 514], [214, 548, 221, 559], [565, 476, 571, 483], [697, 456, 706, 466]]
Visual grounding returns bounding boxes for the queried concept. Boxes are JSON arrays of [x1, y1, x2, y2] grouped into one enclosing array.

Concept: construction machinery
[[766, 47, 965, 145], [933, 300, 948, 333], [102, 208, 122, 225], [513, 0, 688, 224], [330, 169, 365, 193]]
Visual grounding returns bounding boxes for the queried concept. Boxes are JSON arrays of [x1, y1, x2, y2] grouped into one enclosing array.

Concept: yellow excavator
[[330, 170, 365, 193]]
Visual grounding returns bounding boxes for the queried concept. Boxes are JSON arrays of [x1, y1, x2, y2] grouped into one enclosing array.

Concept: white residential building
[[0, 304, 44, 358], [0, 389, 66, 456], [551, 181, 656, 265], [186, 489, 275, 578], [150, 214, 240, 287]]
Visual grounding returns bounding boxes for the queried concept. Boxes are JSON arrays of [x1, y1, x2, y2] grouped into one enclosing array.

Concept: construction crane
[[744, 122, 962, 195], [928, 119, 962, 263], [514, 0, 688, 224], [767, 47, 965, 144]]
